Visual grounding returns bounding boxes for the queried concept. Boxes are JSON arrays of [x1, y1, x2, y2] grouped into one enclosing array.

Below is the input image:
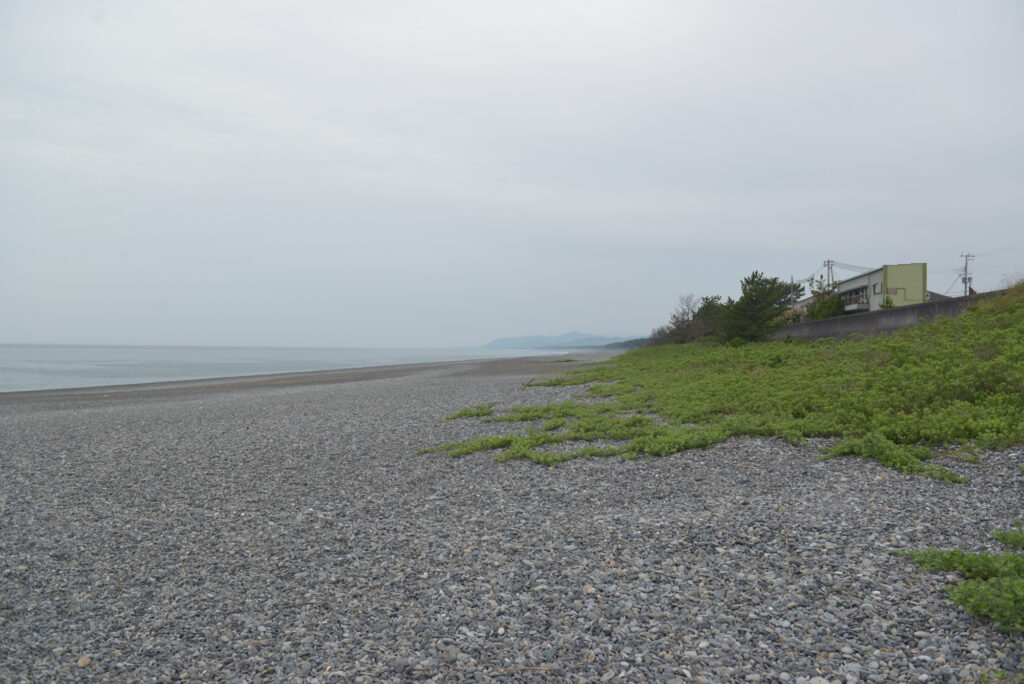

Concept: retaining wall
[[772, 292, 999, 342]]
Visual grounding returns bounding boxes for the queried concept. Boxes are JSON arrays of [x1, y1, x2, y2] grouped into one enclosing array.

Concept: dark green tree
[[691, 295, 726, 341], [662, 294, 727, 343], [721, 271, 800, 342]]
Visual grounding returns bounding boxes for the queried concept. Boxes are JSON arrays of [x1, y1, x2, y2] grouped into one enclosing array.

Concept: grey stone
[[0, 355, 1021, 681]]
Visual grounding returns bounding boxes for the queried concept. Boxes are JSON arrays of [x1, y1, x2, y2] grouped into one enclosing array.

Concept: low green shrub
[[902, 521, 1024, 633], [993, 522, 1024, 550], [445, 403, 496, 420]]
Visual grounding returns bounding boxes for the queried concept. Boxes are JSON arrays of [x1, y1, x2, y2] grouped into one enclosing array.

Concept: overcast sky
[[2, 1, 1022, 347]]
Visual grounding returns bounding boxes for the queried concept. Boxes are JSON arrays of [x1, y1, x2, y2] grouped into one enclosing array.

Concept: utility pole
[[823, 260, 836, 290], [960, 253, 974, 297]]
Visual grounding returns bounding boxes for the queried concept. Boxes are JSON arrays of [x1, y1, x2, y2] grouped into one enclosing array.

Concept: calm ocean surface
[[0, 345, 556, 393]]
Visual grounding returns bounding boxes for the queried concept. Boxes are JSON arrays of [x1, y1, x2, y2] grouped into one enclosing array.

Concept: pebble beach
[[1, 352, 1021, 683]]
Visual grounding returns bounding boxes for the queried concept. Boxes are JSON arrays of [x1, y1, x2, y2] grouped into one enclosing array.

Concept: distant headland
[[484, 331, 643, 350]]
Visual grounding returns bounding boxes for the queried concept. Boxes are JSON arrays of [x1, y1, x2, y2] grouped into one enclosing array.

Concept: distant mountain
[[485, 331, 630, 350]]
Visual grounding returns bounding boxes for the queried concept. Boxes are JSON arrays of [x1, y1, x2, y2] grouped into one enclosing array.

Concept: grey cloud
[[1, 1, 1021, 346]]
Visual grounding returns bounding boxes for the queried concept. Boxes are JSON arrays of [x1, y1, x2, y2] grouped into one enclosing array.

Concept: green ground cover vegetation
[[902, 521, 1024, 633], [429, 283, 1024, 483]]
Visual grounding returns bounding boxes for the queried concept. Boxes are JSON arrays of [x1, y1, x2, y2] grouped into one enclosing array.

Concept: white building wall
[[836, 269, 883, 313]]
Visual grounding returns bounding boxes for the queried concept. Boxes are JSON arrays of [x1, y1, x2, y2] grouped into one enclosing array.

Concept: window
[[873, 283, 881, 294], [841, 287, 868, 305]]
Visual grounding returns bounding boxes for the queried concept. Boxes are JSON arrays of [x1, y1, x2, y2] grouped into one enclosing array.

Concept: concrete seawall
[[772, 292, 1000, 342]]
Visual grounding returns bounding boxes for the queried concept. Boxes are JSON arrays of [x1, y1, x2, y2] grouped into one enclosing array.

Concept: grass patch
[[993, 522, 1024, 550], [420, 434, 514, 457], [431, 283, 1024, 477], [445, 403, 497, 420], [901, 521, 1024, 633]]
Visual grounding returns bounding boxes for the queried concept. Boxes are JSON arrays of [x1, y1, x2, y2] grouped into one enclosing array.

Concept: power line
[[831, 261, 873, 274], [942, 274, 962, 296], [974, 241, 1022, 259]]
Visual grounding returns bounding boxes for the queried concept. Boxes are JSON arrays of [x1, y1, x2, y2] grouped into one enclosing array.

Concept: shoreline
[[0, 345, 623, 398], [0, 349, 620, 408]]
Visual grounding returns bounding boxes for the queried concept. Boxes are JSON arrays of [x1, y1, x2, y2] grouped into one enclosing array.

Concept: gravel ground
[[1, 353, 1021, 683]]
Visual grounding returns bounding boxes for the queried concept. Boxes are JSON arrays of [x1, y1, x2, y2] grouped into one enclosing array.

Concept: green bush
[[445, 403, 496, 420], [993, 524, 1024, 550], [903, 521, 1024, 633]]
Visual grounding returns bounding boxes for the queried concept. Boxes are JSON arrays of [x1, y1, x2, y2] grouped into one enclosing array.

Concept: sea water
[[0, 344, 554, 393]]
